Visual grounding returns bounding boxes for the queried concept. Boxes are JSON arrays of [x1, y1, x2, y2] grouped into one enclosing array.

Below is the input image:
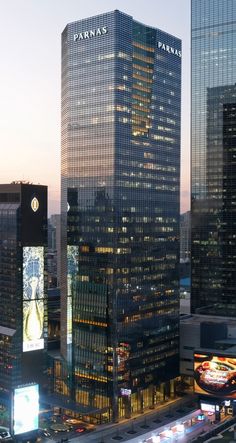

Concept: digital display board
[[67, 245, 79, 344], [200, 402, 215, 413], [23, 247, 44, 352], [120, 388, 131, 397], [194, 353, 236, 397], [117, 342, 130, 372], [13, 384, 39, 435]]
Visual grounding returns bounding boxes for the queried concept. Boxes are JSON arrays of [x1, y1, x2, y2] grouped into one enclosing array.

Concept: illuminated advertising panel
[[67, 245, 79, 344], [67, 296, 72, 345], [194, 353, 236, 397], [200, 403, 215, 413], [13, 384, 39, 435], [23, 247, 44, 352], [120, 388, 131, 396], [117, 342, 130, 372]]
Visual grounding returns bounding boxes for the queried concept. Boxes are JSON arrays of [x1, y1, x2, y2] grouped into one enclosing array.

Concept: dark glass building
[[0, 183, 47, 427], [191, 0, 236, 315], [61, 10, 181, 422]]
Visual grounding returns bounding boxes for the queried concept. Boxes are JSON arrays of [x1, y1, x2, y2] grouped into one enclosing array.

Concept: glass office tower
[[0, 183, 48, 428], [61, 10, 181, 421], [191, 0, 236, 314]]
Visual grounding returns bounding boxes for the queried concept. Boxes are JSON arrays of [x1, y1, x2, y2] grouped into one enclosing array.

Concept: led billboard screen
[[13, 384, 39, 435], [67, 245, 78, 344], [23, 247, 44, 352], [117, 342, 130, 372], [194, 353, 236, 397], [200, 402, 215, 413]]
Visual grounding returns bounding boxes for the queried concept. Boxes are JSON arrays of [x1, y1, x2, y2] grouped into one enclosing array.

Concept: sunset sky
[[0, 0, 190, 215]]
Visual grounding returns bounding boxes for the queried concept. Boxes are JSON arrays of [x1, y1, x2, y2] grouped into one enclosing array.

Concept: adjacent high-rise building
[[191, 0, 236, 315], [0, 183, 47, 427], [61, 10, 181, 422]]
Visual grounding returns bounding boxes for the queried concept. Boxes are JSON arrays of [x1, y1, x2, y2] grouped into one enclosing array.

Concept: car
[[83, 423, 95, 431], [65, 419, 80, 425], [0, 428, 13, 441], [50, 424, 70, 433], [42, 431, 51, 438], [38, 429, 51, 438], [75, 427, 86, 433]]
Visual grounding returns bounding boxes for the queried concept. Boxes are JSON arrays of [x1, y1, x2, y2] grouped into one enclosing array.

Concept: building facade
[[180, 211, 191, 264], [0, 183, 47, 427], [191, 0, 236, 315], [61, 10, 181, 422]]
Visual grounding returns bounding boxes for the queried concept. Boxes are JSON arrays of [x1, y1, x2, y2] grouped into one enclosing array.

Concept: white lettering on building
[[74, 26, 108, 42], [158, 41, 182, 58]]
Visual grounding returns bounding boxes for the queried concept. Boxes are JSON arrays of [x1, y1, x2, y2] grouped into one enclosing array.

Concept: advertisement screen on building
[[13, 384, 39, 435], [200, 402, 215, 413], [67, 245, 79, 344], [194, 353, 236, 397], [23, 247, 44, 352], [120, 388, 131, 397], [117, 342, 130, 372]]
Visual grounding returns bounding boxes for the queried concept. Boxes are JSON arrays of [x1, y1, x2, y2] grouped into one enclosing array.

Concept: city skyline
[[0, 0, 190, 215]]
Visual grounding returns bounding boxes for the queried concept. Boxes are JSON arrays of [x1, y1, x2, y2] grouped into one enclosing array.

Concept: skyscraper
[[61, 10, 181, 422], [0, 183, 47, 428], [191, 0, 236, 315]]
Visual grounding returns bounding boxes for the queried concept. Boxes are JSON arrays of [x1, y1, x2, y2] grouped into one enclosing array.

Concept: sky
[[0, 0, 190, 215]]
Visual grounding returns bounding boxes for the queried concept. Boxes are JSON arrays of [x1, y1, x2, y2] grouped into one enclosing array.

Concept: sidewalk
[[70, 394, 197, 443]]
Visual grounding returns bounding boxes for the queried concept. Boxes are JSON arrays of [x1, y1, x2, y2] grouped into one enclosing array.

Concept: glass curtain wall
[[191, 0, 236, 314], [61, 10, 181, 421]]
